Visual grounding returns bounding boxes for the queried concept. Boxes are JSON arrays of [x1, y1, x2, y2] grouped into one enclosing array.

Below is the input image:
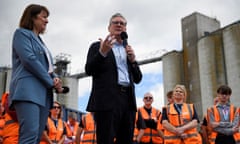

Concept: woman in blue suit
[[9, 4, 63, 144]]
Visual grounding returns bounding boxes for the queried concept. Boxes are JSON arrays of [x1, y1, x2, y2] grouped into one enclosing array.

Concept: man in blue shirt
[[85, 13, 142, 144]]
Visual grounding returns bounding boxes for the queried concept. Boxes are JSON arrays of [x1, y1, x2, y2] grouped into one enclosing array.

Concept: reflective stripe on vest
[[4, 119, 15, 125], [81, 113, 96, 144], [165, 133, 199, 140]]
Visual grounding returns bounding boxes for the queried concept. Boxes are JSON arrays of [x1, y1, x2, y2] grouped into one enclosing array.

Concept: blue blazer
[[9, 28, 55, 107]]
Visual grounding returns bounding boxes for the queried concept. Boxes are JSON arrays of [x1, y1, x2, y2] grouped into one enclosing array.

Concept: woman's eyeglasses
[[53, 106, 61, 109]]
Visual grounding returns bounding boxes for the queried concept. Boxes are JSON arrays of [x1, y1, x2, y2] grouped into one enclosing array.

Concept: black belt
[[118, 85, 130, 93]]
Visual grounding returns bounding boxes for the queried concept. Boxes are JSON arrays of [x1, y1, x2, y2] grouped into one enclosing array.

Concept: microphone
[[61, 86, 70, 93], [120, 31, 128, 48], [55, 86, 70, 94]]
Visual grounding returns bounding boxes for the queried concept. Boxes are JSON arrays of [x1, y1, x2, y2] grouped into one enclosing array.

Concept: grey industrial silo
[[198, 32, 226, 114], [181, 12, 220, 118], [162, 51, 184, 105], [222, 22, 240, 107]]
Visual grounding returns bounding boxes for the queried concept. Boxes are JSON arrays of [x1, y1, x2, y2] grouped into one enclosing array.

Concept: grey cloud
[[1, 0, 240, 72]]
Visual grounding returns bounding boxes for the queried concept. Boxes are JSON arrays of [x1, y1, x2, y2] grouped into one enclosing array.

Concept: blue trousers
[[14, 101, 50, 144]]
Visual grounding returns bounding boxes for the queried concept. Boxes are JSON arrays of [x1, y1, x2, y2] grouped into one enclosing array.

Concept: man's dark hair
[[217, 85, 232, 95], [167, 90, 173, 98]]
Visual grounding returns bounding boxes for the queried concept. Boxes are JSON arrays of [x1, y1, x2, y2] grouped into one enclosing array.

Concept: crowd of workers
[[0, 84, 239, 144], [2, 3, 240, 144]]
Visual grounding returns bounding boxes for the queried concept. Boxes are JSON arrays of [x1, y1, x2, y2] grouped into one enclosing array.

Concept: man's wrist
[[99, 49, 107, 57]]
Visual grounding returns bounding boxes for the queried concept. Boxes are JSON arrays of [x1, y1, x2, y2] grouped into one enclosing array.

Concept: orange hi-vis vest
[[139, 107, 163, 144], [0, 116, 5, 138], [157, 113, 164, 133], [80, 113, 96, 144], [1, 92, 18, 122], [65, 121, 79, 144], [41, 117, 64, 144], [204, 107, 215, 144], [2, 113, 19, 144], [1, 92, 19, 144], [164, 103, 202, 144], [208, 105, 240, 144], [133, 111, 139, 141]]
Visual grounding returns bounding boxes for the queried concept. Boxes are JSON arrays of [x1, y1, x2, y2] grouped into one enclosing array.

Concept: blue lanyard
[[174, 104, 182, 114], [222, 106, 229, 120]]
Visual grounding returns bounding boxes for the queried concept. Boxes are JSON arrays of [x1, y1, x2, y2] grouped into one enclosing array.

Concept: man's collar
[[216, 102, 230, 108]]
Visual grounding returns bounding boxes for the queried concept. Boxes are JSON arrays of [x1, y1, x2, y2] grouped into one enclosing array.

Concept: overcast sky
[[1, 0, 240, 111]]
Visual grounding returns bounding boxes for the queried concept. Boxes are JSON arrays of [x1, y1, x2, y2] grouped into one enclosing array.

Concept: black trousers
[[95, 88, 136, 144], [215, 134, 235, 144]]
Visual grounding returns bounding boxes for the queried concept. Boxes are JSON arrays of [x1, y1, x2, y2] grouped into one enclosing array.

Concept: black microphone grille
[[120, 31, 128, 40], [62, 86, 70, 93]]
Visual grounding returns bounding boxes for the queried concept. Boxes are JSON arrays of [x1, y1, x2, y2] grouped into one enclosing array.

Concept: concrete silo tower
[[181, 12, 220, 118], [222, 22, 240, 107], [198, 31, 226, 114], [162, 51, 184, 104]]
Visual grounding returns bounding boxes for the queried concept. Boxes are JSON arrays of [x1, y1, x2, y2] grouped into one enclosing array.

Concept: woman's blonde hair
[[50, 101, 63, 119], [173, 84, 187, 102]]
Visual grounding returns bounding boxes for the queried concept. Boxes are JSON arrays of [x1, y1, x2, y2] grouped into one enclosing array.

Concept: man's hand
[[55, 86, 70, 94], [175, 127, 184, 136], [125, 45, 136, 62], [210, 122, 220, 128], [53, 78, 62, 91], [99, 35, 116, 56], [232, 126, 239, 133]]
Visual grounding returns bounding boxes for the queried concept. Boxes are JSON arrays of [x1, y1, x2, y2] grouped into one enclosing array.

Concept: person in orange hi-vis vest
[[207, 85, 240, 144], [75, 112, 96, 144], [160, 90, 174, 144], [133, 110, 146, 144], [139, 92, 163, 144], [166, 91, 174, 106], [201, 97, 219, 144], [162, 84, 202, 144], [40, 101, 66, 144], [64, 112, 79, 144], [0, 97, 5, 143], [1, 92, 19, 144]]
